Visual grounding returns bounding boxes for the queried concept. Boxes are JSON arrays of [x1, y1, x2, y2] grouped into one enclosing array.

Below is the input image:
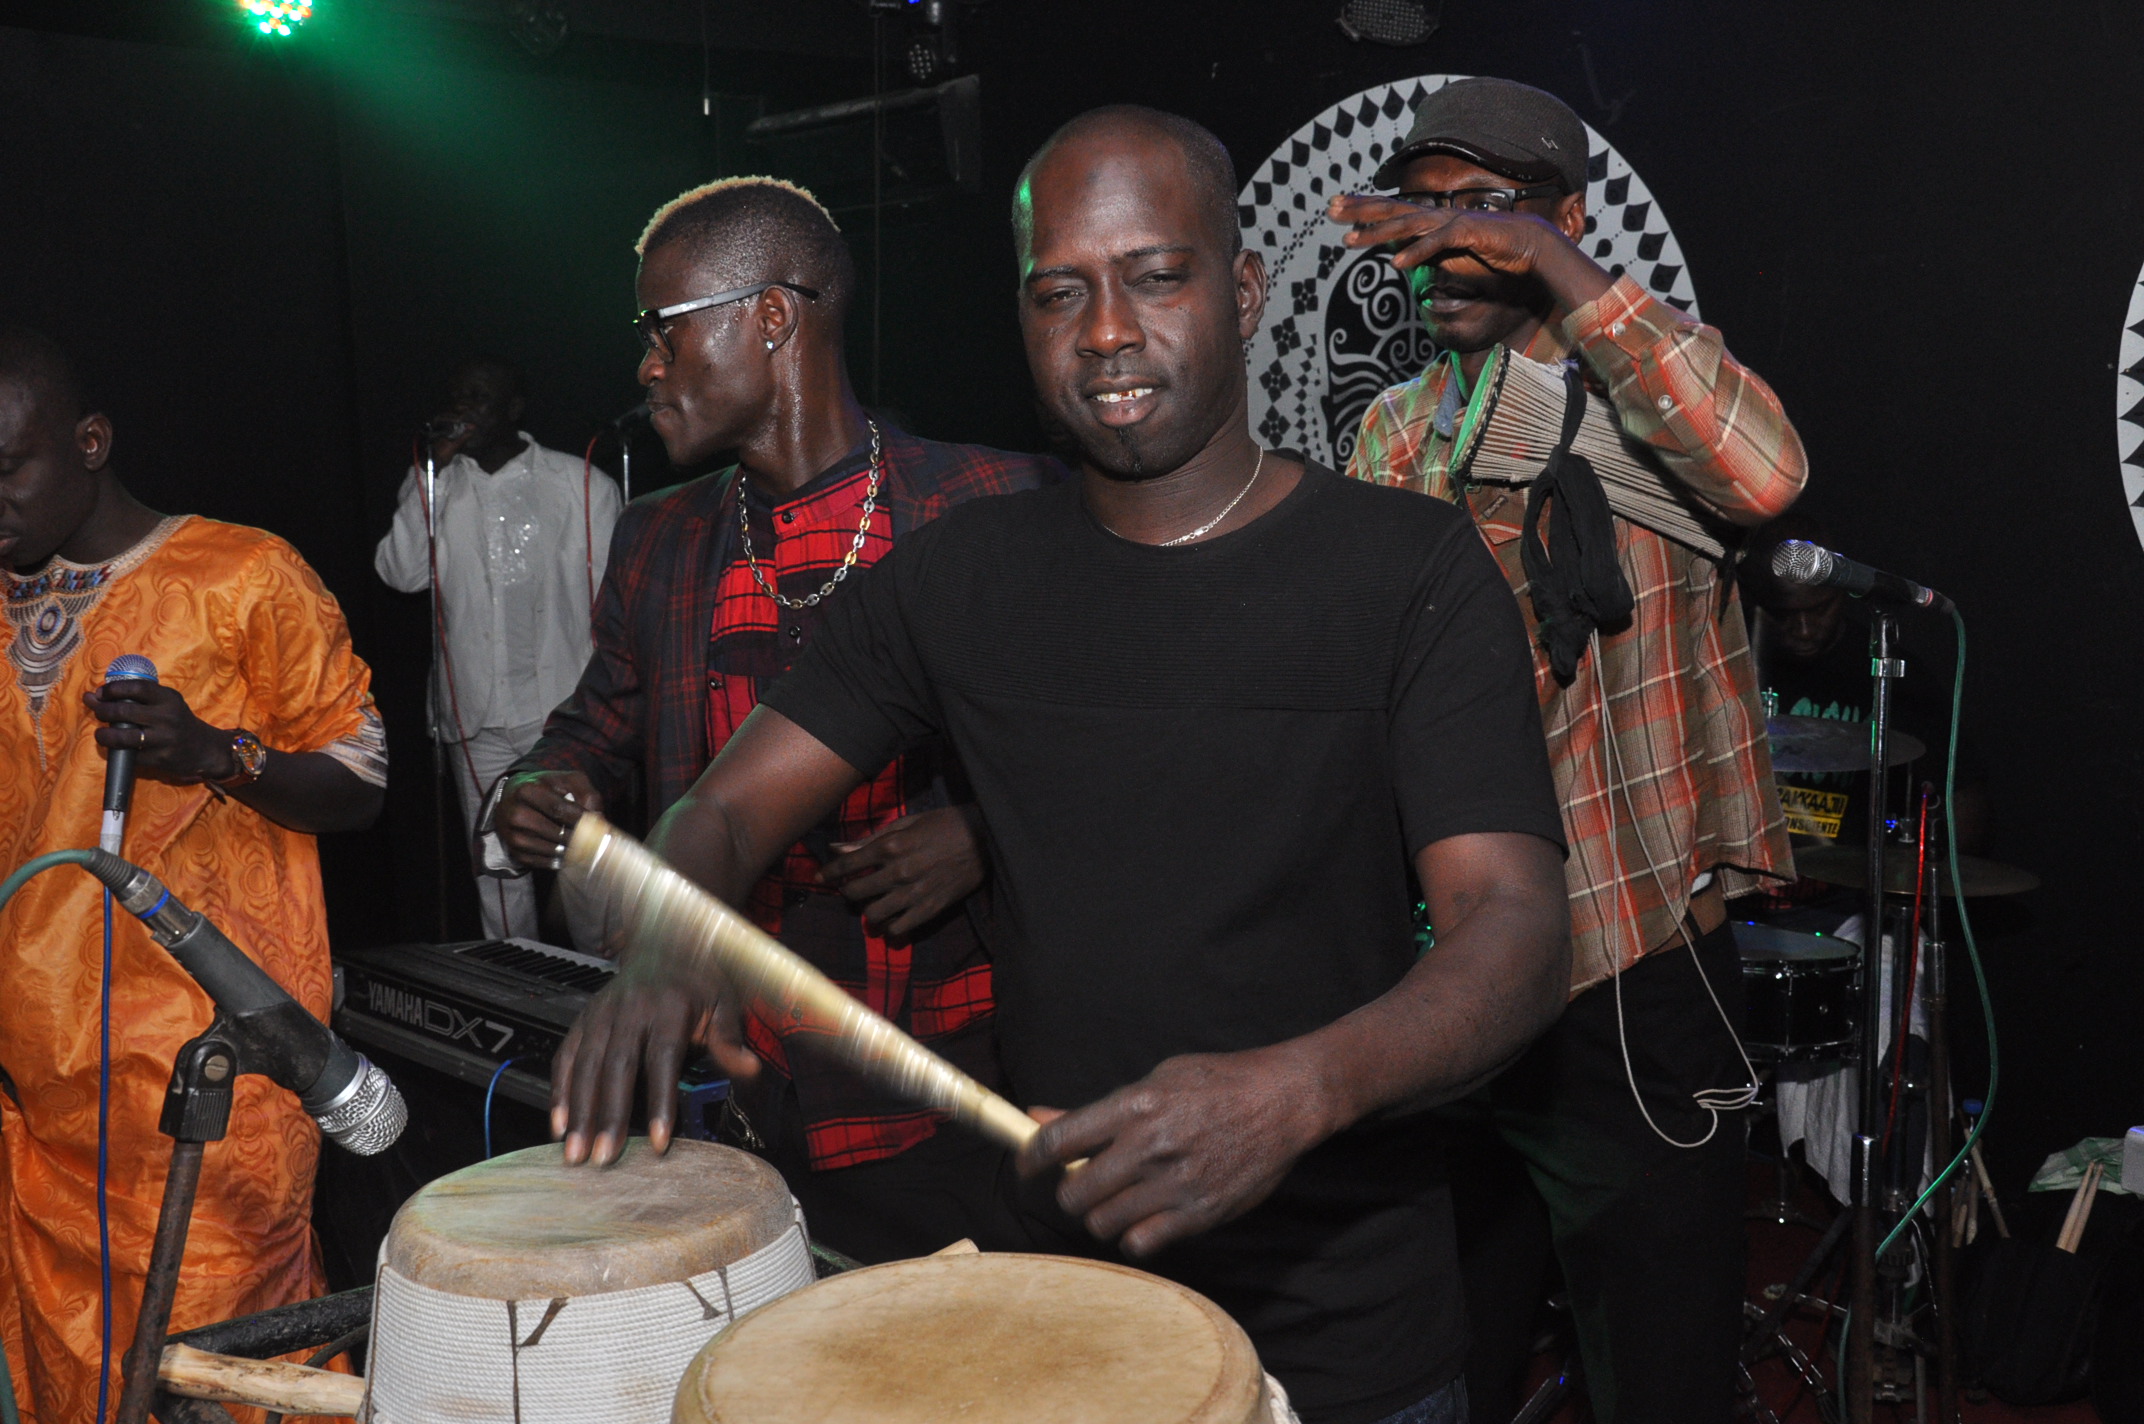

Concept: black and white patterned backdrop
[[2121, 262, 2144, 553], [1240, 75, 1700, 470]]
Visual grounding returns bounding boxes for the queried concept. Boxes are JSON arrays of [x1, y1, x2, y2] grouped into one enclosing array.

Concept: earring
[[764, 340, 776, 351]]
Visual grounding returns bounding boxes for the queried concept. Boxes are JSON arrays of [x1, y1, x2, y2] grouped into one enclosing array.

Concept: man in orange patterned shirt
[[1335, 80, 1806, 1423], [0, 325, 386, 1422]]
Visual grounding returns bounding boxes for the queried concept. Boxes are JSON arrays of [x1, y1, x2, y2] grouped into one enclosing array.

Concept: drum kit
[[1735, 713, 2038, 1066], [1733, 713, 2040, 1423]]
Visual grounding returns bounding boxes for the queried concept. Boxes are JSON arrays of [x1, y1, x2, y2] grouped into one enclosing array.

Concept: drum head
[[1731, 921, 1858, 963], [384, 1139, 794, 1297], [672, 1252, 1268, 1424]]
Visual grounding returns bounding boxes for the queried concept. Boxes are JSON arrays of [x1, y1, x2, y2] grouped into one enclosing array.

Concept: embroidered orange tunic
[[0, 516, 386, 1424]]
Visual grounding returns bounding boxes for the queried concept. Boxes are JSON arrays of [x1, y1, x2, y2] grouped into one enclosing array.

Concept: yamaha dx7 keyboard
[[334, 938, 725, 1127]]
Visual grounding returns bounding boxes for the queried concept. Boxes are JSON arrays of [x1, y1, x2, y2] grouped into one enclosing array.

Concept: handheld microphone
[[1770, 540, 1955, 615], [606, 400, 652, 430], [84, 851, 407, 1154], [100, 655, 159, 854]]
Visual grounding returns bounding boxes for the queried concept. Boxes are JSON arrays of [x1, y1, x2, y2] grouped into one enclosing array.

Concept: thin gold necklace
[[1099, 449, 1267, 547]]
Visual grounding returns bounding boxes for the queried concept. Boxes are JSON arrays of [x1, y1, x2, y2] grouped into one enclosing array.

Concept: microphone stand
[[114, 1021, 245, 1424], [1845, 609, 1903, 1421], [423, 441, 449, 941]]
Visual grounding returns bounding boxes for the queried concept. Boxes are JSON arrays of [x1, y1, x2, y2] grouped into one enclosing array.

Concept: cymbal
[[1791, 843, 2041, 898], [1766, 715, 1927, 775]]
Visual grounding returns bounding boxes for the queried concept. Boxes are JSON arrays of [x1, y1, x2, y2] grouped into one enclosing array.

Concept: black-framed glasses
[[633, 281, 821, 359], [1394, 184, 1565, 213]]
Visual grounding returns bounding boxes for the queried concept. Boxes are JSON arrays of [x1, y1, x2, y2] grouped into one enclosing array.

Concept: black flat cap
[[1374, 76, 1590, 195]]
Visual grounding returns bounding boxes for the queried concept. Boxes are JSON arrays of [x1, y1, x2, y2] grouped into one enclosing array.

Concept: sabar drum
[[365, 1139, 815, 1424], [670, 1251, 1297, 1424]]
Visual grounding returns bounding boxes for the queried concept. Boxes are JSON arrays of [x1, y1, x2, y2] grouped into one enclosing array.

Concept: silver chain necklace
[[738, 419, 883, 610], [1099, 449, 1268, 547]]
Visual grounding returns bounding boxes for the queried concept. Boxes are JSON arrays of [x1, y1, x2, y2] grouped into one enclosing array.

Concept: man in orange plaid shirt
[[1336, 79, 1806, 1423]]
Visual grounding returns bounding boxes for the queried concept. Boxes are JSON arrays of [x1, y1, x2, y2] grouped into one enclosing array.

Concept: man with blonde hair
[[494, 177, 1062, 1261]]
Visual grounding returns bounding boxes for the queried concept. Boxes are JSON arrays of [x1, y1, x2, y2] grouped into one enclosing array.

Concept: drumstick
[[2069, 1161, 2106, 1251], [562, 814, 1043, 1155], [159, 1343, 366, 1417], [1970, 1143, 2011, 1239], [2057, 1161, 2103, 1254]]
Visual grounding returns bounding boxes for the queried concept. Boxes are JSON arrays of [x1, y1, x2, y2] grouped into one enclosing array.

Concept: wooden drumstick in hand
[[563, 814, 1043, 1154]]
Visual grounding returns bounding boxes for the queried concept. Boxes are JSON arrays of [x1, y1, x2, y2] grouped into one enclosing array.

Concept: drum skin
[[671, 1252, 1270, 1424], [385, 1139, 797, 1295]]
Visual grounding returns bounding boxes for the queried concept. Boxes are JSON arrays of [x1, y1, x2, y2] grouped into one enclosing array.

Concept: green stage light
[[240, 0, 312, 36]]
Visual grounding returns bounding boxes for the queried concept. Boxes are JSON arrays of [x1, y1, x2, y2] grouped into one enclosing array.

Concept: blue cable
[[483, 1057, 527, 1159], [96, 888, 114, 1424]]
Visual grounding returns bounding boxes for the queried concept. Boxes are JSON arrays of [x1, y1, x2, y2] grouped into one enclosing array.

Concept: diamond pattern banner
[[2120, 262, 2144, 553], [1240, 75, 1701, 470]]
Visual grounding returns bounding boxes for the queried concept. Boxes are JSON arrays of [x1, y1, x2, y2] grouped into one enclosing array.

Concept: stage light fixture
[[239, 0, 312, 36], [1335, 0, 1440, 46]]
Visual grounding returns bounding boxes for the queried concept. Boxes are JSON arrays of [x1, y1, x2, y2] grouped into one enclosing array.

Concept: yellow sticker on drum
[[1780, 784, 1850, 840]]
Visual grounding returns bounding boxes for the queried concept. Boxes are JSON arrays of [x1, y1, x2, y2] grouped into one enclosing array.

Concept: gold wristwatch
[[215, 729, 268, 789]]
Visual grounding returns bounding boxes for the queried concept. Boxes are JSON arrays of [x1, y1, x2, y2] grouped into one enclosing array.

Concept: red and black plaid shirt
[[521, 425, 1062, 1167]]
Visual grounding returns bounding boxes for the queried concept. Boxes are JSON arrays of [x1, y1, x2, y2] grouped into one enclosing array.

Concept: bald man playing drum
[[552, 107, 1571, 1424]]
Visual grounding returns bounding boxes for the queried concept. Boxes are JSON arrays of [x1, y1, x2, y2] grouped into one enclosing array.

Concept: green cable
[[0, 848, 104, 1424], [1875, 609, 1997, 1260], [0, 849, 100, 916]]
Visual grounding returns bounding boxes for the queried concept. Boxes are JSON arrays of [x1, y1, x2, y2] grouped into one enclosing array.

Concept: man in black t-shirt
[[550, 106, 1571, 1424]]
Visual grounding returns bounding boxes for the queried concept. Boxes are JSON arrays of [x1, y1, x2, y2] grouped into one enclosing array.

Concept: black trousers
[[744, 1074, 1027, 1266], [1441, 921, 1750, 1424]]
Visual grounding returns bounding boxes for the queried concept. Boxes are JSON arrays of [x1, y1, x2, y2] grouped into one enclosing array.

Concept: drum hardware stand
[[1920, 830, 1962, 1424], [1742, 1190, 1852, 1424], [115, 1022, 244, 1424], [1846, 611, 1903, 1423]]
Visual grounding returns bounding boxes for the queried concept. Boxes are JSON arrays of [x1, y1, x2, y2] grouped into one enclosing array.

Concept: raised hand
[[1326, 192, 1610, 317]]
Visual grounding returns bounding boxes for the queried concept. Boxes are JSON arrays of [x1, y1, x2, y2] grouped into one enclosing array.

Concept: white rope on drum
[[365, 1203, 816, 1424]]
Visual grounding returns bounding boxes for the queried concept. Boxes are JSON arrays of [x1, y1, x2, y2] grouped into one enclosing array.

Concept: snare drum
[[670, 1251, 1298, 1424], [1733, 921, 1859, 1063], [365, 1139, 816, 1424]]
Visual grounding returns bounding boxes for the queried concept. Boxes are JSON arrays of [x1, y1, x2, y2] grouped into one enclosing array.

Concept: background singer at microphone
[[0, 324, 388, 1424], [373, 356, 621, 943]]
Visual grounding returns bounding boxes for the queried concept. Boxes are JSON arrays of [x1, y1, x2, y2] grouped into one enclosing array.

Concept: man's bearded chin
[[1069, 421, 1153, 482]]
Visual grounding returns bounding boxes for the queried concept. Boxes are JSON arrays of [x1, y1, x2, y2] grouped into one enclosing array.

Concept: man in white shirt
[[375, 357, 621, 939]]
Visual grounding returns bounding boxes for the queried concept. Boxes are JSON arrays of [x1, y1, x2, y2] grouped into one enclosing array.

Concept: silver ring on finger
[[550, 854, 564, 872]]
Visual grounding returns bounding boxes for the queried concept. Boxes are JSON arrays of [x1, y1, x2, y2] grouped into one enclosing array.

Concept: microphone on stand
[[100, 655, 159, 854], [84, 851, 408, 1154], [604, 400, 652, 500], [1770, 540, 1955, 615]]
